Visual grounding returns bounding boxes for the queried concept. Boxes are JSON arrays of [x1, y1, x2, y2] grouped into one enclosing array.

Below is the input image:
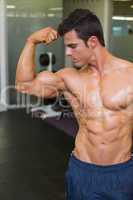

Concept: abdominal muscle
[[63, 87, 133, 165], [72, 117, 132, 166]]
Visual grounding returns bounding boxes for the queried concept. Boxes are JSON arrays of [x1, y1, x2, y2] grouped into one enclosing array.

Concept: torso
[[61, 58, 133, 165]]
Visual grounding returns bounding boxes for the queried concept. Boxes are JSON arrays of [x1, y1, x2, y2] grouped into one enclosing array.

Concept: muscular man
[[16, 9, 133, 200]]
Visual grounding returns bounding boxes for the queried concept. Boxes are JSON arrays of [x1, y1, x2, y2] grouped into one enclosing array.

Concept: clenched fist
[[27, 27, 58, 45]]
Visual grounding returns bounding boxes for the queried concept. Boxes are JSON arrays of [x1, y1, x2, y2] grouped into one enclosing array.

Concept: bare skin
[[16, 27, 133, 165]]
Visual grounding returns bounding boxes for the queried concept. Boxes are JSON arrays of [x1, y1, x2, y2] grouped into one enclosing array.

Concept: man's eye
[[71, 45, 77, 48]]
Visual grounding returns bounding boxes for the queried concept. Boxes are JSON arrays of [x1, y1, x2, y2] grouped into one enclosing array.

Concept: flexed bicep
[[16, 71, 66, 98]]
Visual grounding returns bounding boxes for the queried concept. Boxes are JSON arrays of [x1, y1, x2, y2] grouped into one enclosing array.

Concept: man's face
[[64, 30, 92, 69]]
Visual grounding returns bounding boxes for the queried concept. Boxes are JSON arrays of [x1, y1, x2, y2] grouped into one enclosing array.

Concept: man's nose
[[65, 47, 72, 57]]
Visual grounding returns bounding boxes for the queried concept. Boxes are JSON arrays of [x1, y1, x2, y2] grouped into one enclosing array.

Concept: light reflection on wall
[[7, 11, 62, 18]]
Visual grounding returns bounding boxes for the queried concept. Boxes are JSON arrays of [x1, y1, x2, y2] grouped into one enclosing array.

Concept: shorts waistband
[[70, 153, 133, 173]]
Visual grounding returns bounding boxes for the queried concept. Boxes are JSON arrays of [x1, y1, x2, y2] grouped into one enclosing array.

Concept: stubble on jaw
[[73, 66, 82, 70], [73, 63, 85, 70], [73, 63, 90, 71]]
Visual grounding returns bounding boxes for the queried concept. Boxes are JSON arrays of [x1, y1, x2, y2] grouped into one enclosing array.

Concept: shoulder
[[114, 56, 133, 68], [55, 67, 78, 79], [55, 67, 82, 93], [120, 59, 133, 75], [112, 56, 133, 73], [115, 58, 133, 84]]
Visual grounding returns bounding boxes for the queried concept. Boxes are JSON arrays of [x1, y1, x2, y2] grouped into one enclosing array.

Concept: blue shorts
[[65, 154, 133, 200]]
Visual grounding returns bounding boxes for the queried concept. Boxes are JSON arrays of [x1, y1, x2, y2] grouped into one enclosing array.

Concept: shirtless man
[[16, 9, 133, 200]]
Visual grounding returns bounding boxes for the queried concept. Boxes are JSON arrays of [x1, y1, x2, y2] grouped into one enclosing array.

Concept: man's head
[[58, 9, 105, 68]]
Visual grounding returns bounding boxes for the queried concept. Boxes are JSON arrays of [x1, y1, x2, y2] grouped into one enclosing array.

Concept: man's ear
[[87, 36, 98, 49]]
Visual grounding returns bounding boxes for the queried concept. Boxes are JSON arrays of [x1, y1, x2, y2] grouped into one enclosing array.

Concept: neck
[[89, 46, 112, 74]]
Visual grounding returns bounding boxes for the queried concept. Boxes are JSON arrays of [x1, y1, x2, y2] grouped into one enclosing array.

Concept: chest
[[65, 72, 133, 111]]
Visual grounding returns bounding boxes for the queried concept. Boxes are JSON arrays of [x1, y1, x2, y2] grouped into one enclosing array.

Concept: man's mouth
[[73, 59, 78, 63]]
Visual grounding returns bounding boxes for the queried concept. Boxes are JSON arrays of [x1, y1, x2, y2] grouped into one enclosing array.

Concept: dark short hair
[[58, 8, 105, 47]]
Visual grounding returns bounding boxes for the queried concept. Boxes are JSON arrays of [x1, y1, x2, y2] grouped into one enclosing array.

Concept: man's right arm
[[15, 27, 66, 98]]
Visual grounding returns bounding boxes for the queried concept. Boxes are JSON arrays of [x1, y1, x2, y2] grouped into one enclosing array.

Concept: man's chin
[[73, 63, 83, 69]]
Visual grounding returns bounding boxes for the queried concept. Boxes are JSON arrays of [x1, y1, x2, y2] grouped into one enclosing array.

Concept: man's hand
[[27, 27, 58, 45]]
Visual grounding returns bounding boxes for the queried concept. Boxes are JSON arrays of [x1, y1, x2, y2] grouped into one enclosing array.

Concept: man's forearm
[[16, 40, 36, 83]]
